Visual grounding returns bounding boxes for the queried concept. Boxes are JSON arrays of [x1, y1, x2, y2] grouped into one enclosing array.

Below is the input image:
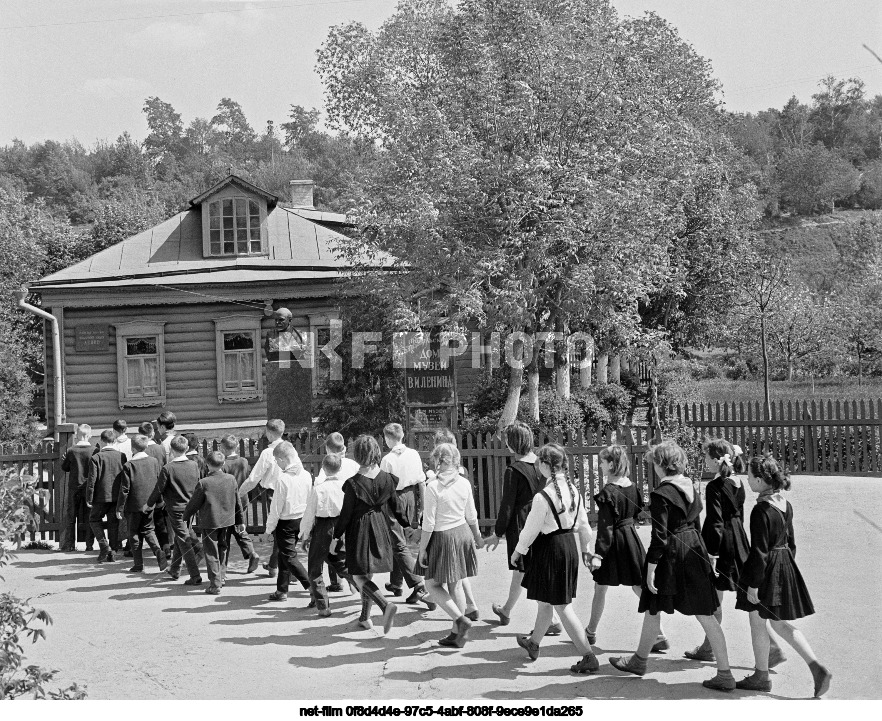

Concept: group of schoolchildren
[[61, 412, 832, 698]]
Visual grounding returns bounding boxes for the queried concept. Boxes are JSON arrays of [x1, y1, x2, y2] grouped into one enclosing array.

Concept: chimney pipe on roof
[[289, 180, 314, 209]]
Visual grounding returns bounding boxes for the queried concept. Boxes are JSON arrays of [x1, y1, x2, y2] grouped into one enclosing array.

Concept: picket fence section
[[667, 400, 882, 476], [0, 427, 658, 542]]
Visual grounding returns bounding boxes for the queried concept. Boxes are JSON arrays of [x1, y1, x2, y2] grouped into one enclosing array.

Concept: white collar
[[131, 452, 148, 460], [225, 453, 239, 459], [115, 433, 128, 441], [170, 455, 190, 463], [75, 440, 92, 447], [186, 450, 197, 455], [267, 438, 282, 448]]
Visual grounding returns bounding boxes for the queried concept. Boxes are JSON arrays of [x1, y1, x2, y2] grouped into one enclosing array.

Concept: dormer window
[[208, 198, 262, 255]]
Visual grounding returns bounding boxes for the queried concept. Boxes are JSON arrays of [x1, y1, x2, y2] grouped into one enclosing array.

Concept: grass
[[686, 378, 882, 405]]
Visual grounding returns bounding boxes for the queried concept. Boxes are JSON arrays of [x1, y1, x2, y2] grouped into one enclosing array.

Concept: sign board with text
[[75, 325, 111, 353]]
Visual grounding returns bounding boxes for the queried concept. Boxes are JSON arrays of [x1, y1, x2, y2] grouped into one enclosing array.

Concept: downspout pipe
[[15, 289, 63, 440]]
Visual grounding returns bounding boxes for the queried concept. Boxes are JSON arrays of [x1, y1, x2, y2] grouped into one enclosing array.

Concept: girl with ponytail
[[734, 454, 831, 697], [511, 443, 599, 674]]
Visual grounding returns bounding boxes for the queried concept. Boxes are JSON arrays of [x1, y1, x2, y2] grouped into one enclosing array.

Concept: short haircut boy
[[170, 435, 189, 454], [131, 434, 149, 453], [100, 429, 115, 444], [383, 423, 404, 442], [272, 440, 297, 461], [76, 423, 92, 439], [138, 421, 155, 437], [266, 419, 285, 436], [322, 453, 342, 476], [206, 451, 226, 468], [113, 419, 127, 434], [325, 432, 345, 454], [157, 411, 176, 429], [220, 435, 238, 453], [184, 432, 200, 451]]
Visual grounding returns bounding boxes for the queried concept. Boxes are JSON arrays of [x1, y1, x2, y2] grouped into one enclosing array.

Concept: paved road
[[3, 476, 881, 700]]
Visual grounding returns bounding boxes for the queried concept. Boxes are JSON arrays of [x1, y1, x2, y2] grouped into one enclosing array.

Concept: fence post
[[54, 423, 77, 550]]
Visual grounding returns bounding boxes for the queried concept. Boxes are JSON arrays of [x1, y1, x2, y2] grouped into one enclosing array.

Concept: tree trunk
[[580, 339, 594, 389], [609, 353, 621, 384], [554, 318, 570, 399], [787, 358, 793, 381], [527, 363, 540, 422], [858, 347, 863, 387], [498, 336, 524, 430], [761, 313, 771, 420], [596, 352, 609, 385]]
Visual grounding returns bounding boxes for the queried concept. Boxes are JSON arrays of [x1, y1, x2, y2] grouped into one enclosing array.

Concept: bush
[[0, 469, 86, 699], [594, 383, 632, 425], [535, 388, 584, 435], [572, 388, 612, 430]]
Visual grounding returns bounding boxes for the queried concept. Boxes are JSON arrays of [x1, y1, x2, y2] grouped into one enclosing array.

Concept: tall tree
[[318, 0, 757, 426]]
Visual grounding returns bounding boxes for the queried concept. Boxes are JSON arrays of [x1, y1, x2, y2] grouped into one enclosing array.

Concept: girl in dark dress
[[512, 444, 599, 675], [688, 439, 787, 667], [585, 445, 667, 652], [332, 435, 408, 635], [734, 454, 831, 697], [610, 441, 736, 692], [486, 422, 561, 633]]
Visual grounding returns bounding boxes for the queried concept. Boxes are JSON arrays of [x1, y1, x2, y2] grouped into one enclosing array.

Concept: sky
[[0, 0, 881, 145]]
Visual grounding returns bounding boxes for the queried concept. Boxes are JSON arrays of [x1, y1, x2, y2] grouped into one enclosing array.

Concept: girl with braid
[[511, 443, 599, 674], [735, 454, 831, 697]]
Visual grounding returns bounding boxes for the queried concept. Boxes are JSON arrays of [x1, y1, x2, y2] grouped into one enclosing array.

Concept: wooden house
[[29, 175, 481, 436]]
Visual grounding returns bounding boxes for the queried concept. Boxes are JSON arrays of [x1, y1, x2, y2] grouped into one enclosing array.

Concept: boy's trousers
[[199, 526, 231, 588], [228, 524, 257, 560], [125, 511, 164, 568], [307, 516, 351, 610], [274, 518, 310, 594], [167, 509, 202, 579], [65, 486, 95, 550], [89, 502, 119, 550]]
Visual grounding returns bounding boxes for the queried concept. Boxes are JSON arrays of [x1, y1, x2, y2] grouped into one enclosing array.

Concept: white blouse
[[422, 471, 478, 533], [515, 476, 593, 555]]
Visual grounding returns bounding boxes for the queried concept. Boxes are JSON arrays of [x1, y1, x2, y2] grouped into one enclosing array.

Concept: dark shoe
[[385, 583, 403, 597], [317, 608, 332, 618], [128, 566, 144, 573], [685, 645, 715, 662], [651, 635, 670, 653], [205, 586, 221, 595], [517, 634, 540, 661], [491, 603, 510, 626], [768, 644, 787, 669], [809, 662, 832, 698], [464, 608, 479, 622], [570, 653, 600, 674], [266, 566, 277, 578], [452, 615, 472, 647], [124, 550, 133, 558], [382, 603, 398, 634], [610, 655, 647, 677], [327, 583, 343, 593], [407, 587, 437, 611], [268, 591, 288, 601], [306, 598, 317, 609], [105, 551, 115, 562], [736, 671, 772, 692], [546, 622, 563, 636], [166, 569, 180, 581], [246, 555, 260, 574], [438, 633, 460, 648], [702, 671, 736, 692], [184, 576, 203, 586], [96, 548, 110, 563], [585, 629, 597, 645]]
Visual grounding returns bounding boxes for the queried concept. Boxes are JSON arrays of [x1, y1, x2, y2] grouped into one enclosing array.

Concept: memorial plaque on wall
[[75, 324, 111, 353]]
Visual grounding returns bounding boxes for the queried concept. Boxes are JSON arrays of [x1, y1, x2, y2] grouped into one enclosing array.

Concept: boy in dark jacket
[[148, 435, 204, 585], [87, 429, 125, 561], [184, 451, 244, 594], [61, 423, 96, 551], [116, 434, 167, 573], [140, 421, 170, 555], [221, 434, 260, 573]]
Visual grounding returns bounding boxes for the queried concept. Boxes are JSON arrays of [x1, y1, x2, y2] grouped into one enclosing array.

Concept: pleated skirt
[[422, 523, 477, 585], [591, 525, 646, 587], [735, 548, 815, 621], [522, 529, 579, 605]]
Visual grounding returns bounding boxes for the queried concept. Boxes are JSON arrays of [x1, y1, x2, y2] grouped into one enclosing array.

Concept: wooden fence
[[0, 426, 658, 542], [666, 400, 882, 476]]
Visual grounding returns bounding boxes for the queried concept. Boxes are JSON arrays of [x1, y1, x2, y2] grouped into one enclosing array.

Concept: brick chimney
[[289, 179, 314, 209]]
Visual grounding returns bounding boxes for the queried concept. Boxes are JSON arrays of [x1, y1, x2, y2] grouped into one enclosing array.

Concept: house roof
[[188, 174, 279, 208], [33, 204, 391, 291]]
